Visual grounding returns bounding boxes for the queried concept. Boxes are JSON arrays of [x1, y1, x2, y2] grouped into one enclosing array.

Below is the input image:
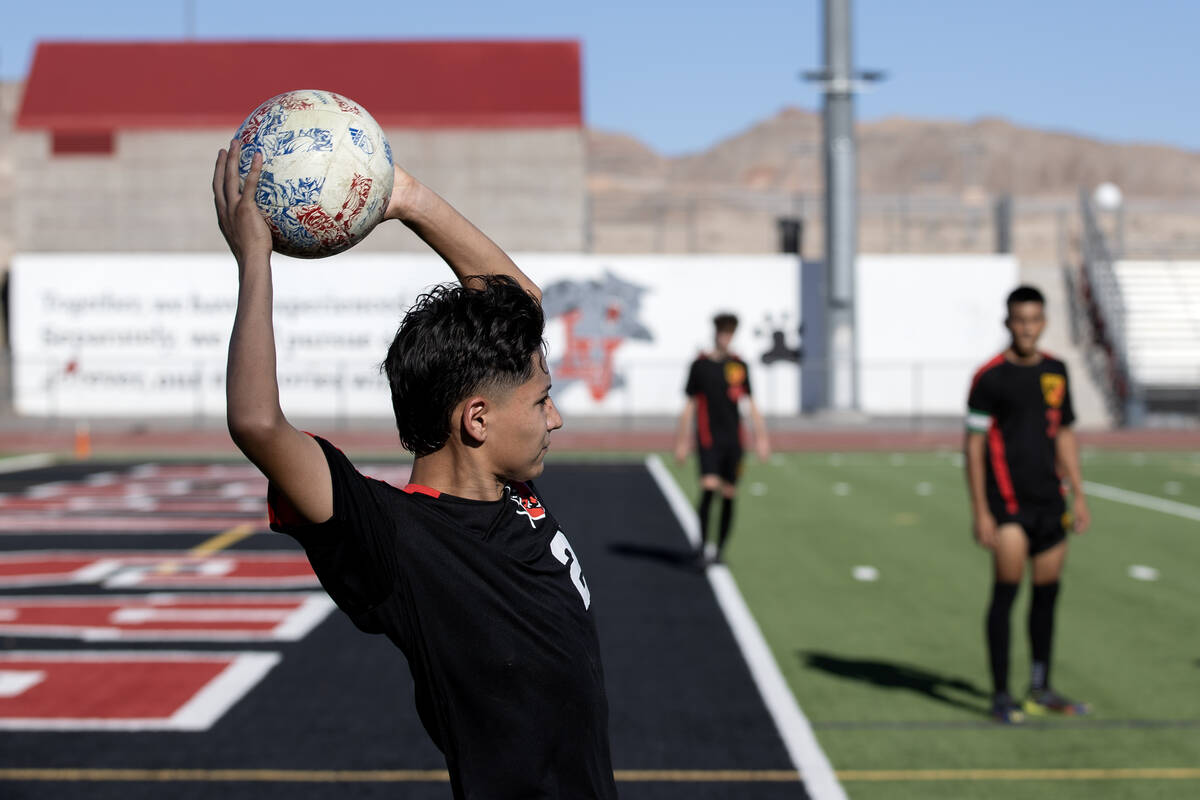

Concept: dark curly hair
[[1006, 284, 1045, 310], [383, 275, 545, 456]]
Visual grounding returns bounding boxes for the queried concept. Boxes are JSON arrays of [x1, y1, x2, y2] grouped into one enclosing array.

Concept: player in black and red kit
[[213, 141, 616, 798], [965, 285, 1092, 724], [674, 313, 770, 564]]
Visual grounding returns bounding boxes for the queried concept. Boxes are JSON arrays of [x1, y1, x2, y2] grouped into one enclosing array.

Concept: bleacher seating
[[1113, 260, 1200, 409]]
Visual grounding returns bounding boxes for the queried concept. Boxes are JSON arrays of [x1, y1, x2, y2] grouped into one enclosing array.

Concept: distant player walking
[[213, 141, 616, 797], [675, 313, 770, 564], [965, 285, 1091, 723]]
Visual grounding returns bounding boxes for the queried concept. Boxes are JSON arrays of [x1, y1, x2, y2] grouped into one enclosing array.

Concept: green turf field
[[665, 449, 1200, 799]]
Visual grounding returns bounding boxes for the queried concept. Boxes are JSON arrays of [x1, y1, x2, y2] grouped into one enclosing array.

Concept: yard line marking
[[836, 767, 1200, 782], [645, 454, 847, 800], [189, 524, 257, 557], [1083, 481, 1200, 522], [5, 766, 1197, 784], [814, 718, 1200, 730], [0, 768, 803, 783], [0, 454, 55, 474]]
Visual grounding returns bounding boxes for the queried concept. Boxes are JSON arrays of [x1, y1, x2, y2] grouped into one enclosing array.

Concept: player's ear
[[459, 396, 488, 446]]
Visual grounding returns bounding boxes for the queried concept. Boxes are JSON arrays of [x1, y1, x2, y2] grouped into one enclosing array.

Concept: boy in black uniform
[[965, 285, 1092, 724], [213, 141, 616, 798], [674, 313, 770, 564]]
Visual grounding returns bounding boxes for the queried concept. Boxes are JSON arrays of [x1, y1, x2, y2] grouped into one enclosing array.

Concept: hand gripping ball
[[235, 89, 394, 258]]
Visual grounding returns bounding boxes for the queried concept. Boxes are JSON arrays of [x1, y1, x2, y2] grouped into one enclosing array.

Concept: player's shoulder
[[507, 481, 554, 527], [1039, 351, 1069, 372], [970, 352, 1008, 388]]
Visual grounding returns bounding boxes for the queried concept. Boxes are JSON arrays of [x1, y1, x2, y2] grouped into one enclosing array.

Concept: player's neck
[[410, 446, 508, 502], [1004, 346, 1042, 366]]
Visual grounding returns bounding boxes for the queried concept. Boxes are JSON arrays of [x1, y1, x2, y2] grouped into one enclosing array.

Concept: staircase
[[1114, 260, 1200, 416]]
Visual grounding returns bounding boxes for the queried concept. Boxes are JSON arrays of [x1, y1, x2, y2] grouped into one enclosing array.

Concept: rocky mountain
[[590, 107, 1200, 198]]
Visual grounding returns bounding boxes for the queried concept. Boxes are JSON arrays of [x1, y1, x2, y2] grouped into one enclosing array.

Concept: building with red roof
[[7, 40, 586, 255]]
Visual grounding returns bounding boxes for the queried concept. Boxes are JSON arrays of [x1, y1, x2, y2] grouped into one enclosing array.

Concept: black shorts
[[697, 443, 743, 484], [989, 501, 1069, 556]]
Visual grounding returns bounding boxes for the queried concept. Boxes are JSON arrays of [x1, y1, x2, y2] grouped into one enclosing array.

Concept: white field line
[[645, 454, 846, 800], [1083, 481, 1200, 522], [0, 454, 56, 474]]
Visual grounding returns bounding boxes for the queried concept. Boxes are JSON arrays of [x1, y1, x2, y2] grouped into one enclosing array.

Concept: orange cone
[[73, 422, 91, 460]]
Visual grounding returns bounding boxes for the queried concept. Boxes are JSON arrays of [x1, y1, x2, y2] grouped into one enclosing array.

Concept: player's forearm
[[226, 256, 285, 442], [749, 403, 769, 447], [1056, 428, 1085, 496], [675, 402, 695, 449], [964, 434, 989, 515], [387, 174, 541, 302]]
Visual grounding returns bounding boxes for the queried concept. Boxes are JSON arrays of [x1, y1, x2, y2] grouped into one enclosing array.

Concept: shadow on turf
[[607, 541, 703, 571], [800, 651, 990, 714]]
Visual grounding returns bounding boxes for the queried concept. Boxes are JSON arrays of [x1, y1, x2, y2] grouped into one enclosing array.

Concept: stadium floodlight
[[803, 0, 884, 413]]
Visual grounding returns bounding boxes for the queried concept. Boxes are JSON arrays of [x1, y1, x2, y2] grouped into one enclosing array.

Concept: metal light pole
[[804, 0, 881, 411]]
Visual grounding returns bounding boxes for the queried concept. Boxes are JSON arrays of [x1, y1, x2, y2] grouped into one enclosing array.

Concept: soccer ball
[[235, 89, 394, 259]]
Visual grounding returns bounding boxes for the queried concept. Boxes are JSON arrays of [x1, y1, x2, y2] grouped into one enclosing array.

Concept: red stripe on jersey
[[988, 420, 1019, 514], [403, 484, 441, 498], [267, 485, 304, 526], [970, 352, 1007, 392], [695, 395, 713, 449]]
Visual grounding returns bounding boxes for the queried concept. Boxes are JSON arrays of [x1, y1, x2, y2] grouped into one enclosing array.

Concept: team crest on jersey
[[1041, 373, 1066, 409], [510, 490, 547, 528], [725, 361, 747, 386], [725, 360, 748, 401]]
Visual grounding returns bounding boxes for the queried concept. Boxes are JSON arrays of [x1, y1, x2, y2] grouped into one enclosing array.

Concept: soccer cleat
[[1023, 688, 1091, 716], [991, 692, 1025, 724]]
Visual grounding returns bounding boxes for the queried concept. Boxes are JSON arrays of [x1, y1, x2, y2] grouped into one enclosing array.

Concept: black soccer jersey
[[685, 353, 752, 449], [966, 352, 1075, 512], [268, 436, 617, 800]]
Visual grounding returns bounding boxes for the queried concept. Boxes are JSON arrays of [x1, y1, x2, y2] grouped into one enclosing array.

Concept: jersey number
[[550, 531, 591, 610]]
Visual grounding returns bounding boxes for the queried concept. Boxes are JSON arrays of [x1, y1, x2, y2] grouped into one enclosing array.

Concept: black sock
[[697, 490, 715, 548], [716, 497, 735, 554], [1029, 581, 1060, 691], [986, 582, 1019, 697]]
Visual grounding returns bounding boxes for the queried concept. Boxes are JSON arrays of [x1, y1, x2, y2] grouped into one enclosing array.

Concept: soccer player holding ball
[[965, 285, 1091, 724], [213, 140, 616, 798]]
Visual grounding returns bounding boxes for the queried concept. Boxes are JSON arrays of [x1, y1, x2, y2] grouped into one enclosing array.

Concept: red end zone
[[0, 650, 280, 731], [0, 461, 411, 533], [0, 551, 319, 589], [0, 593, 335, 641]]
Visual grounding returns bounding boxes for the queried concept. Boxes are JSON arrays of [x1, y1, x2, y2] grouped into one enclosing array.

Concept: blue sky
[[3, 0, 1195, 156]]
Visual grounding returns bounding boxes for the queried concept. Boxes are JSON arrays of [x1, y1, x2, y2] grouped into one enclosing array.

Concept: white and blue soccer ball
[[235, 89, 394, 259]]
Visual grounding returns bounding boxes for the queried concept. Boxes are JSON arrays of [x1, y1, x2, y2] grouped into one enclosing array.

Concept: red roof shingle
[[17, 40, 582, 131]]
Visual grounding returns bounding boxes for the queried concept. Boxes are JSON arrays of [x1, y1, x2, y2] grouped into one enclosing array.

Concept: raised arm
[[215, 141, 332, 524], [385, 166, 541, 302]]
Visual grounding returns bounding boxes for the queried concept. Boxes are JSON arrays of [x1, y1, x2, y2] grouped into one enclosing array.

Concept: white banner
[[11, 253, 802, 418], [856, 254, 1019, 415]]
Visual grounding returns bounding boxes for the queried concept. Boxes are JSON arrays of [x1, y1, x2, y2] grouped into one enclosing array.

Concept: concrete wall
[[9, 120, 586, 256], [0, 83, 18, 274]]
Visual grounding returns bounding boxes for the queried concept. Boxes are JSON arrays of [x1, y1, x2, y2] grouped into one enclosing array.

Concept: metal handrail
[[1078, 189, 1144, 424]]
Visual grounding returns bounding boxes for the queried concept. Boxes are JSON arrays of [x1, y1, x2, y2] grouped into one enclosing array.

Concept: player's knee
[[988, 581, 1019, 617]]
